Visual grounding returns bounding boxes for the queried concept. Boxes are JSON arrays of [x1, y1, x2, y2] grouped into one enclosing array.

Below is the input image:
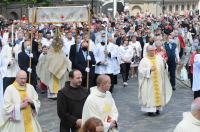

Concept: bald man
[[0, 70, 42, 132], [82, 75, 118, 132], [138, 45, 172, 116], [174, 97, 200, 132]]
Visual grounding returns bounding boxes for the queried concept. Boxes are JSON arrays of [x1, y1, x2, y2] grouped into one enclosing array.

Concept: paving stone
[[38, 76, 193, 132]]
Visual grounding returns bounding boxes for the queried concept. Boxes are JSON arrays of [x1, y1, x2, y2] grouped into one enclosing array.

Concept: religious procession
[[0, 3, 200, 132]]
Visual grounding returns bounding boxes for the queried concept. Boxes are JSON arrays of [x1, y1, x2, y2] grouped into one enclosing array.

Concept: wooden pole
[[11, 24, 15, 58], [28, 31, 33, 83], [29, 8, 36, 83], [86, 6, 91, 90]]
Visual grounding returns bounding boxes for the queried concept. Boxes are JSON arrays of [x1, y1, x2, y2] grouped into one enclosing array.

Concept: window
[[181, 5, 184, 10], [163, 6, 166, 11], [192, 4, 195, 10], [187, 4, 190, 10], [169, 5, 172, 12], [175, 5, 179, 11]]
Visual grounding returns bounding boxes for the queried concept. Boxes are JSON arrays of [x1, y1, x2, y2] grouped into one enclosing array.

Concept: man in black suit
[[69, 34, 82, 69], [18, 39, 38, 88], [74, 40, 96, 89]]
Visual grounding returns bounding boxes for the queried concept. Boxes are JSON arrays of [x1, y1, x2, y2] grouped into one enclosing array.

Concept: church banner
[[28, 7, 36, 23], [28, 6, 89, 23]]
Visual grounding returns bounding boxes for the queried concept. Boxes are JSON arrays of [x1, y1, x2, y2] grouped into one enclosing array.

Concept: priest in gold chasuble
[[138, 45, 172, 116], [36, 28, 71, 99]]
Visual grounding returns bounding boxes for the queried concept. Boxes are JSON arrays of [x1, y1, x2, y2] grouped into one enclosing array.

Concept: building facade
[[0, 0, 101, 20], [126, 0, 199, 16], [0, 0, 199, 20]]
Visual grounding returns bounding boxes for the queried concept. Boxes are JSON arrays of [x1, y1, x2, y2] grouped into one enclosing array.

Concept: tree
[[2, 0, 53, 6]]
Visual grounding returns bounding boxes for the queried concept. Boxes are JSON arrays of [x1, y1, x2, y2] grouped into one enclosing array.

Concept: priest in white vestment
[[192, 48, 200, 99], [37, 33, 71, 99], [62, 31, 75, 56], [94, 35, 118, 92], [82, 75, 118, 132], [143, 37, 155, 57], [0, 70, 42, 132], [0, 56, 6, 124], [0, 37, 20, 91], [138, 45, 172, 116], [174, 97, 200, 132]]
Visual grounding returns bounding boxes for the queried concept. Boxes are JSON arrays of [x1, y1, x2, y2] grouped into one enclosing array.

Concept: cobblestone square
[[38, 77, 193, 132]]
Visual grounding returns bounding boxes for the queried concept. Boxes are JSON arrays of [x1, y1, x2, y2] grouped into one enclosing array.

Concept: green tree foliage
[[2, 0, 52, 5]]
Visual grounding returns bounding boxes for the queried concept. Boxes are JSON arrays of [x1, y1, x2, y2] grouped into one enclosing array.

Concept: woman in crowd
[[119, 37, 133, 87], [80, 117, 104, 132], [130, 34, 141, 78]]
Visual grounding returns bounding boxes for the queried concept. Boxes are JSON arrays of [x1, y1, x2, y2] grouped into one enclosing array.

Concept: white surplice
[[82, 86, 119, 132], [0, 83, 42, 132], [0, 56, 6, 124], [94, 42, 118, 74], [174, 112, 200, 132], [0, 44, 20, 78], [62, 37, 75, 56], [192, 54, 200, 92]]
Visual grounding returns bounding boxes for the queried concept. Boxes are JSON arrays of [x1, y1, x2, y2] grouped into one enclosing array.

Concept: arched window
[[10, 12, 19, 20], [163, 6, 166, 11], [175, 5, 179, 11], [192, 4, 195, 10], [181, 5, 184, 10], [169, 5, 172, 12], [187, 4, 190, 10]]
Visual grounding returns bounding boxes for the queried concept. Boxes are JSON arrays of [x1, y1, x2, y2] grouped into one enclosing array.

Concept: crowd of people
[[0, 9, 200, 131]]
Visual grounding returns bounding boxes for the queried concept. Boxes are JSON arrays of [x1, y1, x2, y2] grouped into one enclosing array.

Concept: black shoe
[[156, 110, 160, 115], [40, 90, 46, 94], [172, 87, 176, 91], [49, 97, 57, 100], [148, 112, 154, 116]]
